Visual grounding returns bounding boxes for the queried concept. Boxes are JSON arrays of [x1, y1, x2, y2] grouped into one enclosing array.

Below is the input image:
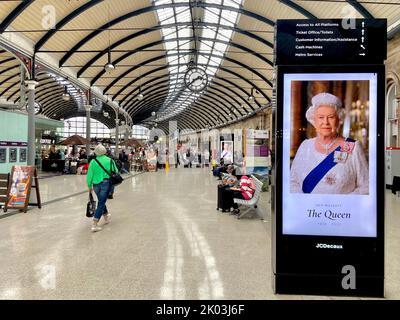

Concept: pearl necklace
[[317, 135, 338, 154]]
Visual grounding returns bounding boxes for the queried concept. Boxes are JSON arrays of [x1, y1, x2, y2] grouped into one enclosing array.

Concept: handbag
[[94, 158, 124, 186], [86, 192, 96, 218]]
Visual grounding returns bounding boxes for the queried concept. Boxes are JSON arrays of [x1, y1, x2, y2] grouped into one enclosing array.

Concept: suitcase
[[216, 185, 233, 212]]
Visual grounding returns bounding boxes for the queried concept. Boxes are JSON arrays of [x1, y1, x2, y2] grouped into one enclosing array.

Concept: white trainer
[[91, 225, 102, 232], [103, 213, 111, 224]]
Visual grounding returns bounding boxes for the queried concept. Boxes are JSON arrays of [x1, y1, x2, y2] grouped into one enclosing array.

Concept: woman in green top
[[87, 144, 117, 232]]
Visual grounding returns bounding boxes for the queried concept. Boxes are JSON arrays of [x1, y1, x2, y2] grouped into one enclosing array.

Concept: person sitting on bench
[[213, 158, 227, 179], [226, 175, 255, 215], [221, 165, 237, 187]]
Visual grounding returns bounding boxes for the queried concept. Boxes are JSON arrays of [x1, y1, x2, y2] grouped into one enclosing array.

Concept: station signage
[[275, 19, 387, 65], [0, 141, 28, 147]]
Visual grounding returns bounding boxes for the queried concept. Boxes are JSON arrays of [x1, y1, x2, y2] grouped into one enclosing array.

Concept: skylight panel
[[214, 42, 227, 54], [178, 56, 187, 64], [224, 0, 241, 8], [163, 16, 176, 25], [178, 28, 190, 38], [165, 41, 177, 50], [154, 0, 171, 5], [217, 28, 232, 41], [206, 0, 222, 4], [179, 41, 190, 50], [204, 10, 220, 24], [203, 28, 216, 39], [176, 10, 191, 22], [198, 56, 208, 65], [154, 0, 244, 122]]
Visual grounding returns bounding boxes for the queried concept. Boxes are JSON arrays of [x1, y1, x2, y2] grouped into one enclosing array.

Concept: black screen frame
[[272, 64, 385, 297]]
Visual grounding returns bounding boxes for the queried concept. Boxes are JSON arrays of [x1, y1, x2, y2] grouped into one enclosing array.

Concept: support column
[[84, 104, 93, 155], [25, 80, 39, 166], [19, 66, 26, 108], [124, 121, 129, 143], [114, 109, 120, 158], [397, 98, 400, 147]]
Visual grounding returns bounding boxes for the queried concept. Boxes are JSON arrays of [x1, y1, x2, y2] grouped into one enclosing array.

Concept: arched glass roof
[[0, 0, 400, 131]]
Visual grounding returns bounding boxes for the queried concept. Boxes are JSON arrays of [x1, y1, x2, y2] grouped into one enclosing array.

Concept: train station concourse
[[1, 0, 400, 305]]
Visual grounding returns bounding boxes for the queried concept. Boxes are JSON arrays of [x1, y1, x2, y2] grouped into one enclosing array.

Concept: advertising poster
[[220, 141, 233, 164], [282, 72, 377, 237], [6, 166, 34, 208], [146, 149, 157, 172], [245, 129, 270, 176], [201, 142, 210, 165]]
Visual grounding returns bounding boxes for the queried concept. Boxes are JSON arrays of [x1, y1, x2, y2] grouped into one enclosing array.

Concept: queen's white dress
[[290, 138, 369, 194]]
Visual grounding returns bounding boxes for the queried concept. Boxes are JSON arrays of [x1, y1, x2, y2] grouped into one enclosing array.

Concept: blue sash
[[302, 138, 354, 193]]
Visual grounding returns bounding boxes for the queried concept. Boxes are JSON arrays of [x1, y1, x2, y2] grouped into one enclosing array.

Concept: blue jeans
[[109, 184, 115, 196], [93, 179, 112, 221]]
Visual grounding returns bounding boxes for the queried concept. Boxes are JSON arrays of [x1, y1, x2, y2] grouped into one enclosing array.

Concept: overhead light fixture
[[248, 88, 255, 102], [137, 87, 144, 101], [104, 48, 115, 73], [62, 86, 70, 101], [151, 111, 156, 117], [104, 61, 115, 73], [103, 111, 109, 117]]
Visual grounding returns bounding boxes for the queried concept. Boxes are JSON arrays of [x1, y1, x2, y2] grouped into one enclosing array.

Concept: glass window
[[132, 125, 150, 140], [63, 117, 111, 139]]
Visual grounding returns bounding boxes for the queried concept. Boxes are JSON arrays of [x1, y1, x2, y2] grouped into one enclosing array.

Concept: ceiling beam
[[122, 75, 253, 116], [128, 86, 231, 122], [0, 57, 16, 66], [0, 0, 35, 33], [0, 64, 20, 76], [0, 72, 19, 87], [278, 0, 317, 19], [1, 80, 19, 97], [59, 2, 274, 66], [35, 0, 104, 52], [103, 58, 270, 103], [75, 21, 272, 77], [92, 37, 272, 89], [346, 0, 374, 19]]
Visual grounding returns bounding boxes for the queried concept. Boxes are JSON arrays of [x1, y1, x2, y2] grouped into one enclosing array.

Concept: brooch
[[341, 141, 355, 154], [333, 151, 348, 163], [325, 173, 336, 185]]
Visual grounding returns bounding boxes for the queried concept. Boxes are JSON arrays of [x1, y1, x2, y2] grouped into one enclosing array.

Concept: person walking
[[86, 144, 116, 232]]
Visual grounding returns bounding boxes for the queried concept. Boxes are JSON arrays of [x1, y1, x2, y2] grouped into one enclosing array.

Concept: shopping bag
[[86, 192, 96, 218]]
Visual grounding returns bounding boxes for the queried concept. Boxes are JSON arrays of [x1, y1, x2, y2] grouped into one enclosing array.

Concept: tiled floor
[[0, 168, 399, 299]]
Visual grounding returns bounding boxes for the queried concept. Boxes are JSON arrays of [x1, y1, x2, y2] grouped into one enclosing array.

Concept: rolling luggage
[[216, 185, 232, 212], [69, 161, 77, 174]]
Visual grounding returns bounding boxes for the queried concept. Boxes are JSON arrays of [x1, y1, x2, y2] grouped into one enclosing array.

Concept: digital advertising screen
[[281, 72, 378, 238], [220, 141, 233, 164]]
